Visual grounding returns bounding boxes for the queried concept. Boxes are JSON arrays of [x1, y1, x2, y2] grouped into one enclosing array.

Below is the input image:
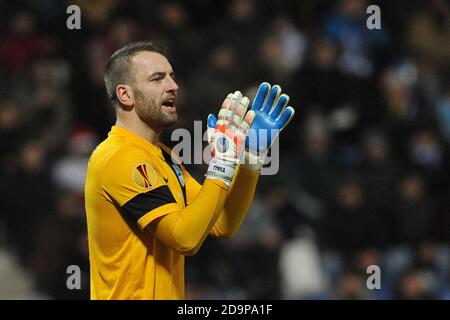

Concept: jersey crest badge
[[132, 163, 157, 189]]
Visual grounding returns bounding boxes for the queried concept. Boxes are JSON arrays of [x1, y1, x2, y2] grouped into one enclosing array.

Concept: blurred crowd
[[0, 0, 449, 299]]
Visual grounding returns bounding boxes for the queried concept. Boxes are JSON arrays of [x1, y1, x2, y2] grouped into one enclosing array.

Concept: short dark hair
[[104, 41, 167, 105]]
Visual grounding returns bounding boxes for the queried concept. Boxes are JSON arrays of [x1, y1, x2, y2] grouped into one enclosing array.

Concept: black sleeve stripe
[[121, 185, 176, 222]]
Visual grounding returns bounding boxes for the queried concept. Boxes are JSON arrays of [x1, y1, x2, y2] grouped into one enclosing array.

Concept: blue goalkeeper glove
[[243, 82, 295, 170]]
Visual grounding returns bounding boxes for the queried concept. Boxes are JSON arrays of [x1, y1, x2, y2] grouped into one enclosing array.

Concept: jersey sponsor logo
[[132, 163, 157, 189]]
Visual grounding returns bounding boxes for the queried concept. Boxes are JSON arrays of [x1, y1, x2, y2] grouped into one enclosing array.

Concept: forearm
[[210, 165, 260, 238], [147, 178, 228, 255]]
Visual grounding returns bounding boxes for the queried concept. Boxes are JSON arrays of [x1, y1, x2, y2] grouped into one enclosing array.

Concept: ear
[[116, 85, 134, 110]]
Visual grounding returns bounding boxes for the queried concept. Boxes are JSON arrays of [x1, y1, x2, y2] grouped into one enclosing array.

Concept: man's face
[[131, 51, 179, 131]]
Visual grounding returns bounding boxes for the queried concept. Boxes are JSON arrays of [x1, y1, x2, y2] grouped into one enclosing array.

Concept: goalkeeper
[[84, 41, 295, 300]]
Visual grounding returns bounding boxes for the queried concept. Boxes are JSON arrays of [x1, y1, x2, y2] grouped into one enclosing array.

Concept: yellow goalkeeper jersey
[[85, 125, 204, 300]]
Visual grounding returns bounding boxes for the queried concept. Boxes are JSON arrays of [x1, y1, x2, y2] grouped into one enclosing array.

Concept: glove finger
[[217, 93, 233, 126], [228, 91, 243, 130], [206, 114, 217, 144], [275, 106, 295, 130], [238, 110, 255, 137], [232, 96, 249, 127], [269, 93, 289, 120], [207, 114, 217, 129], [251, 82, 271, 111], [262, 85, 281, 113]]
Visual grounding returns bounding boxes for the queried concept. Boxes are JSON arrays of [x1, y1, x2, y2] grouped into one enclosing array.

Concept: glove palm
[[205, 91, 255, 185]]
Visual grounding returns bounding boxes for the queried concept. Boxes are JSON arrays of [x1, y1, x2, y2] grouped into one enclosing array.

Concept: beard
[[134, 88, 178, 132]]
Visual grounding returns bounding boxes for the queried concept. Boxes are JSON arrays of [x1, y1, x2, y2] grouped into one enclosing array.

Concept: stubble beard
[[134, 88, 178, 132]]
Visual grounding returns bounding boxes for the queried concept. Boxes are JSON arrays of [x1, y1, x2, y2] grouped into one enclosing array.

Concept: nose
[[167, 77, 179, 92]]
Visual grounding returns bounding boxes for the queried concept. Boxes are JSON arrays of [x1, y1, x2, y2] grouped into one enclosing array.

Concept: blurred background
[[0, 0, 449, 299]]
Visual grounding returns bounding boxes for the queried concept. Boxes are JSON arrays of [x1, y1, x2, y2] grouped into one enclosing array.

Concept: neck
[[116, 116, 161, 145]]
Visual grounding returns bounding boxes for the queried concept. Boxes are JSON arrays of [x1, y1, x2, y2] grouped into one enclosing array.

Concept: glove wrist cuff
[[205, 158, 236, 186], [240, 150, 265, 172]]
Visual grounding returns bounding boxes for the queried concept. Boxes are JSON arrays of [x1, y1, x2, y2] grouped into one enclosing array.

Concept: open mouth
[[162, 98, 177, 113]]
